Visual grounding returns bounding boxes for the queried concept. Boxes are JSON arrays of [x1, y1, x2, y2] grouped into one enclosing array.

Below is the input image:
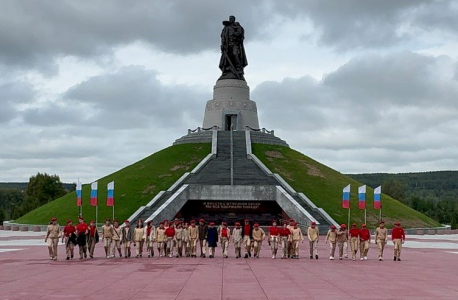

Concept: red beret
[[352, 223, 357, 226], [124, 220, 130, 223], [330, 225, 336, 229], [362, 224, 366, 227], [289, 219, 295, 223], [199, 219, 205, 223], [235, 222, 240, 226], [190, 220, 196, 223], [244, 219, 249, 222], [395, 222, 400, 226], [78, 216, 84, 220], [311, 222, 316, 225], [66, 219, 72, 224], [272, 220, 277, 224], [222, 222, 227, 226], [209, 222, 215, 226], [51, 217, 57, 221], [340, 224, 347, 228], [379, 220, 385, 224], [254, 223, 259, 227]]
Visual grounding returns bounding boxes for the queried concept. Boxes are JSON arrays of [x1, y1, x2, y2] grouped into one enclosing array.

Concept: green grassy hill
[[252, 144, 439, 228], [16, 144, 211, 225], [16, 141, 438, 228]]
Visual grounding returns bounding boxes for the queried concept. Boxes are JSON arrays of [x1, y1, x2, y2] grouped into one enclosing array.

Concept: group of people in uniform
[[45, 217, 405, 262]]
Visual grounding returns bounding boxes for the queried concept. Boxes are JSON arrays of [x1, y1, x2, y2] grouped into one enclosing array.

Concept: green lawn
[[16, 143, 211, 225], [252, 144, 439, 228]]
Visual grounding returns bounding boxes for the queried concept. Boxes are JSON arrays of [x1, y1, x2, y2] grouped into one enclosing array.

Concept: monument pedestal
[[202, 79, 260, 131]]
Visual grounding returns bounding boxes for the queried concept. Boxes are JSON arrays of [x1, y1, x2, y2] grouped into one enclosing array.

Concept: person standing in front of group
[[307, 222, 319, 259], [326, 225, 337, 260], [252, 223, 265, 258], [122, 220, 134, 258], [392, 222, 405, 261], [87, 220, 99, 259], [349, 223, 360, 261], [268, 220, 280, 259], [207, 222, 218, 258], [101, 218, 114, 259], [76, 217, 88, 259], [45, 217, 60, 261], [336, 224, 348, 260], [62, 219, 76, 260], [359, 224, 370, 260], [375, 221, 388, 261], [232, 222, 243, 258]]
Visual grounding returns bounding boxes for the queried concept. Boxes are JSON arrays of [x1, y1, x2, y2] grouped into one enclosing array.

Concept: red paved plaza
[[0, 232, 457, 300]]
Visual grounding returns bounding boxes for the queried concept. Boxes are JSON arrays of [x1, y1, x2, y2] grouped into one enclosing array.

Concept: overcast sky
[[1, 0, 458, 183]]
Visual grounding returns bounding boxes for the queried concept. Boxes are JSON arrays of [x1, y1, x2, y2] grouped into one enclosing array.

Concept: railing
[[188, 126, 219, 134], [245, 126, 275, 136]]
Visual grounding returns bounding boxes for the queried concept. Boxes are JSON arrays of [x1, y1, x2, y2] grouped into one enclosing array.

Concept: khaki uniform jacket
[[232, 228, 242, 243], [291, 228, 304, 241], [143, 226, 156, 241], [252, 228, 265, 241], [326, 230, 337, 243], [188, 226, 199, 240], [156, 228, 167, 242], [375, 227, 388, 242], [46, 224, 61, 239], [175, 228, 184, 240], [134, 227, 145, 242], [336, 229, 347, 243], [102, 225, 114, 239], [112, 226, 122, 241], [307, 226, 319, 242], [182, 227, 190, 242]]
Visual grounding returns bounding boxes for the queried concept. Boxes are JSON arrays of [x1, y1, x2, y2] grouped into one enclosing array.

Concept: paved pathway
[[0, 231, 457, 300]]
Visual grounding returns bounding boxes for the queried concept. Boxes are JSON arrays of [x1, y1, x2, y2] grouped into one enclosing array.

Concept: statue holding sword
[[219, 15, 248, 80]]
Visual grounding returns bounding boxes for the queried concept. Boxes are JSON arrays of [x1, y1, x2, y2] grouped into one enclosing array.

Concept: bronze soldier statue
[[219, 15, 248, 80]]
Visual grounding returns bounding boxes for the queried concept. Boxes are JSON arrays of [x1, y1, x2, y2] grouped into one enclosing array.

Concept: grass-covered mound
[[16, 143, 211, 225], [252, 144, 439, 228]]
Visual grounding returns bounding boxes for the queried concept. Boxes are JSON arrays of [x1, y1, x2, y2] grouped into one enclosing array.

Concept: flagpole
[[112, 205, 115, 221], [364, 209, 367, 225], [347, 207, 350, 231]]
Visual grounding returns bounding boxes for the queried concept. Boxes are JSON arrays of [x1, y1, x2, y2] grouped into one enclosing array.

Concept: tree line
[[348, 171, 458, 229], [0, 173, 74, 223]]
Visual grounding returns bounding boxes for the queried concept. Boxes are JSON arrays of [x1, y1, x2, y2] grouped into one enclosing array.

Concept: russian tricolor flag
[[374, 185, 381, 209], [358, 185, 366, 209], [107, 181, 114, 207], [342, 184, 350, 209], [76, 182, 82, 207], [90, 181, 98, 206]]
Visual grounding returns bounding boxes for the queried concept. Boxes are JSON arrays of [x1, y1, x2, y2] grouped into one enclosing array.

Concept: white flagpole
[[364, 209, 367, 225], [96, 205, 98, 226]]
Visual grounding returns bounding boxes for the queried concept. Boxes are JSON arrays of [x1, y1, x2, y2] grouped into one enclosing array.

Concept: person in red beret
[[241, 219, 253, 258], [336, 224, 348, 260], [144, 220, 155, 258], [156, 222, 166, 257], [134, 219, 145, 258], [252, 223, 266, 258], [87, 220, 99, 259], [188, 220, 199, 257], [359, 224, 371, 260], [121, 220, 134, 258], [45, 217, 60, 261], [182, 222, 191, 257], [62, 219, 76, 260], [392, 222, 405, 261], [287, 219, 295, 258], [219, 222, 231, 258], [268, 220, 280, 259], [174, 222, 184, 258], [279, 221, 291, 259], [198, 219, 208, 258], [76, 217, 89, 259], [291, 222, 304, 259], [307, 221, 320, 259], [326, 225, 337, 260], [349, 223, 360, 261], [231, 222, 243, 258], [101, 218, 114, 259], [165, 222, 176, 258], [375, 221, 388, 261]]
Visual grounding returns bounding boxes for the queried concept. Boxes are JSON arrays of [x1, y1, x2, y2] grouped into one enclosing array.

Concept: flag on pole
[[107, 181, 114, 207], [90, 182, 98, 206], [358, 185, 366, 209], [76, 182, 82, 207], [342, 184, 350, 208], [374, 185, 381, 209]]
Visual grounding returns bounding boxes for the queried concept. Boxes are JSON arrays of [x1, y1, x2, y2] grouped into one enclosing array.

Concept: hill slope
[[16, 144, 211, 225], [252, 144, 439, 228]]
